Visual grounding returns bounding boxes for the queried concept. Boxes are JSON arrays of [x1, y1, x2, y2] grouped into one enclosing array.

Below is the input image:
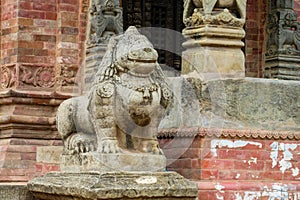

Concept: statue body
[[56, 27, 172, 156]]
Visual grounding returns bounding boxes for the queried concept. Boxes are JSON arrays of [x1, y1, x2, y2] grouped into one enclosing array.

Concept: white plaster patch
[[215, 183, 225, 200], [234, 193, 243, 200], [292, 167, 299, 177], [270, 142, 299, 176], [235, 184, 291, 200], [248, 157, 257, 165], [215, 183, 225, 193], [235, 173, 240, 179], [211, 140, 262, 157]]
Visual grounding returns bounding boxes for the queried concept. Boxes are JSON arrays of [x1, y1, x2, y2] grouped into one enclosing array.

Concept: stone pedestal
[[60, 152, 166, 172], [182, 25, 245, 80], [28, 172, 198, 200], [265, 54, 300, 80]]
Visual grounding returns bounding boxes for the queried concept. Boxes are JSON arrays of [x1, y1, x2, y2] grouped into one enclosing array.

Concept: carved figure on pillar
[[183, 0, 247, 28], [265, 0, 300, 80], [266, 6, 300, 55], [88, 0, 123, 45]]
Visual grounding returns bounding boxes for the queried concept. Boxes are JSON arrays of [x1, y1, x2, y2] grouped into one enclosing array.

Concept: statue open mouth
[[127, 58, 157, 63]]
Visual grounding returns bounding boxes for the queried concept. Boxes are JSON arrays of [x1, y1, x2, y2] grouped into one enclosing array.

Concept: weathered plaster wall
[[159, 136, 300, 200]]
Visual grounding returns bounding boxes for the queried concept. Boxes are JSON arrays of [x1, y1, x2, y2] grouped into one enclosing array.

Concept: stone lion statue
[[183, 0, 247, 24], [56, 26, 172, 155]]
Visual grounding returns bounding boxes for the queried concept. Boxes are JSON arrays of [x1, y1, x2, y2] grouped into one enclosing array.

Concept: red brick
[[60, 27, 78, 35], [21, 153, 36, 161], [201, 169, 218, 180], [34, 35, 56, 42], [5, 152, 21, 160], [7, 145, 37, 153], [19, 1, 33, 10], [201, 159, 234, 170], [167, 158, 192, 169], [259, 171, 283, 180], [33, 3, 56, 12], [19, 10, 45, 19], [234, 160, 264, 170], [18, 41, 43, 49], [191, 169, 201, 180], [45, 12, 57, 20], [60, 0, 79, 5], [191, 159, 201, 169]]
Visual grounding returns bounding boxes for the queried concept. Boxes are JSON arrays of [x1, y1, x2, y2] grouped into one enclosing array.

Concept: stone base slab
[[60, 152, 167, 172], [27, 172, 198, 200], [0, 183, 36, 200]]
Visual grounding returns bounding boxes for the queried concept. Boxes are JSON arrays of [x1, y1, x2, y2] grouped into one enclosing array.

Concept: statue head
[[95, 26, 160, 83], [115, 26, 159, 75]]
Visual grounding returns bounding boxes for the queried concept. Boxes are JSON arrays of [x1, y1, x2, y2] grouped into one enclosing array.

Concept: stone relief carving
[[57, 27, 173, 155], [266, 11, 300, 56], [0, 65, 16, 89], [88, 0, 123, 45], [183, 0, 247, 28], [19, 65, 55, 88], [61, 65, 76, 86]]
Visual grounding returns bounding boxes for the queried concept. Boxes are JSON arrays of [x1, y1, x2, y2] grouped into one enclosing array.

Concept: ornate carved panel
[[19, 65, 55, 88]]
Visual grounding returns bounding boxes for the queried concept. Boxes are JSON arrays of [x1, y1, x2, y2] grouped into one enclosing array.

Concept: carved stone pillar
[[182, 0, 247, 79], [265, 0, 300, 80], [0, 0, 90, 182]]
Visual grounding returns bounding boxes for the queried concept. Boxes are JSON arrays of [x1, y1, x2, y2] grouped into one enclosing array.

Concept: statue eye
[[143, 48, 152, 53]]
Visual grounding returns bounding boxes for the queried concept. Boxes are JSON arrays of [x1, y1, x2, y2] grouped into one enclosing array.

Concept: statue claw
[[141, 140, 163, 155], [65, 133, 96, 154], [98, 138, 120, 153]]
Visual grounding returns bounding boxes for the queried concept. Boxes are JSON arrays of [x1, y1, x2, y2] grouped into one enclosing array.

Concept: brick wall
[[245, 0, 267, 77], [159, 133, 300, 199], [296, 0, 300, 21]]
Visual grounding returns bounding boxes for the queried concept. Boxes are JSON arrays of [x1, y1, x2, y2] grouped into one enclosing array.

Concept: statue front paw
[[98, 138, 120, 153], [141, 140, 163, 155], [65, 133, 96, 155]]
